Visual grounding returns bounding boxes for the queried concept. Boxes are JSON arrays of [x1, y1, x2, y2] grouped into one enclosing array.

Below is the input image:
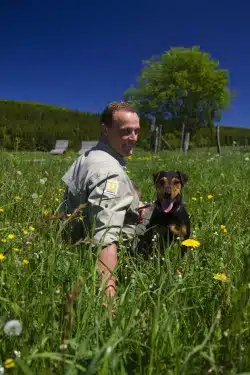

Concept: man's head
[[100, 101, 140, 157]]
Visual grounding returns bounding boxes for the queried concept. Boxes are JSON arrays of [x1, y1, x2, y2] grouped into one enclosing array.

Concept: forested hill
[[0, 99, 250, 151]]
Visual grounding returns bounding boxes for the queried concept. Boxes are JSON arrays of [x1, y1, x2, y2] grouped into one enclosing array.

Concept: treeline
[[0, 100, 250, 151]]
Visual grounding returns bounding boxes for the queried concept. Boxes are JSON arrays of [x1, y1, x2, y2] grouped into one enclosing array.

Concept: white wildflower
[[17, 170, 22, 176], [31, 193, 38, 199], [39, 178, 47, 184], [0, 365, 4, 374], [4, 320, 23, 336]]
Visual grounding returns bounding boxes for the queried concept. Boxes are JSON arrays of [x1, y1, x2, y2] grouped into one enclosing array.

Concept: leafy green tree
[[124, 46, 232, 134]]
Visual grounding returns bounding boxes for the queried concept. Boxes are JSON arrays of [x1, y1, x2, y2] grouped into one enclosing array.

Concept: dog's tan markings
[[171, 177, 182, 198], [169, 224, 187, 241]]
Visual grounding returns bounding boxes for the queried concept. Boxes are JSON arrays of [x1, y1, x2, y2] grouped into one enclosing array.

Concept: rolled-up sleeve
[[87, 172, 133, 247]]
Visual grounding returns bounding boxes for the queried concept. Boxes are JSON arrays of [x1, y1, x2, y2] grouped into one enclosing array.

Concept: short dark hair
[[100, 101, 136, 128]]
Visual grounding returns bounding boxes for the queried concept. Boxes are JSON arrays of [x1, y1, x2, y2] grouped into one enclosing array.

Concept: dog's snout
[[164, 191, 171, 198]]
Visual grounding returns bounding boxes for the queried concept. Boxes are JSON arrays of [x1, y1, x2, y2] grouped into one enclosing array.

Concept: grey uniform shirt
[[61, 141, 140, 247]]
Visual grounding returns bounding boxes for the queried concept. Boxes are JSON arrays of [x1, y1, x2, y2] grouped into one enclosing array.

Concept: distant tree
[[124, 46, 233, 149]]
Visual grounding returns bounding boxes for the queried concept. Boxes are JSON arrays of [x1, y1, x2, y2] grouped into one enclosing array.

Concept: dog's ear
[[177, 171, 188, 185], [152, 172, 159, 184]]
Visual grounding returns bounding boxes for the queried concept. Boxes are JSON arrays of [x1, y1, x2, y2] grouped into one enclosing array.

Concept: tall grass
[[0, 149, 250, 374]]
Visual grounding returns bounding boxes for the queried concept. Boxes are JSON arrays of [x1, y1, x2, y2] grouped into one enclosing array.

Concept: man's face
[[105, 110, 140, 157]]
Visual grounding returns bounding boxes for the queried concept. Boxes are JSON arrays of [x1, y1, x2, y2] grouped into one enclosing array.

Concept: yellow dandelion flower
[[214, 273, 228, 282], [66, 214, 71, 217], [127, 156, 132, 160], [191, 197, 197, 201], [23, 230, 28, 235], [1, 239, 7, 243], [23, 259, 29, 265], [15, 196, 21, 201], [8, 234, 15, 240], [0, 207, 4, 213], [207, 194, 213, 199], [58, 188, 64, 193], [43, 210, 49, 216], [220, 225, 226, 230], [29, 226, 35, 232], [0, 253, 6, 261], [181, 239, 201, 248], [4, 358, 15, 369], [12, 248, 19, 252]]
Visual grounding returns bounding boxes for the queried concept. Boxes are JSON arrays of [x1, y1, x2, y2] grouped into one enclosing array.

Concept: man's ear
[[177, 171, 188, 185]]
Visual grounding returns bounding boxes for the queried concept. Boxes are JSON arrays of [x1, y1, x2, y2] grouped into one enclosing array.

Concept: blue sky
[[1, 1, 249, 127]]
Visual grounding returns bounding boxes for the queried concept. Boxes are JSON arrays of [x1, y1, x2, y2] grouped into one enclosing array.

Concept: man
[[60, 101, 141, 301]]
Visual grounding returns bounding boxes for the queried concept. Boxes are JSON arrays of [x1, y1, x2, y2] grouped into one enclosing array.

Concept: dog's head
[[152, 171, 188, 213]]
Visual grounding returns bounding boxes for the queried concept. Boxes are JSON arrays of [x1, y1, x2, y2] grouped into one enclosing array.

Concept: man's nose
[[129, 131, 138, 141]]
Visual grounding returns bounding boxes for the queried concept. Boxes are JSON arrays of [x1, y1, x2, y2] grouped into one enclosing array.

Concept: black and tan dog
[[136, 171, 190, 257]]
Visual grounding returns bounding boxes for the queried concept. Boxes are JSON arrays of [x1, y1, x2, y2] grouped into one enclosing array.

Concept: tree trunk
[[216, 125, 221, 154], [183, 132, 190, 152], [180, 123, 185, 152], [154, 126, 159, 153]]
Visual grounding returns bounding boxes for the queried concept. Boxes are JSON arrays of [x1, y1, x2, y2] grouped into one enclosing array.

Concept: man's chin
[[123, 147, 134, 156]]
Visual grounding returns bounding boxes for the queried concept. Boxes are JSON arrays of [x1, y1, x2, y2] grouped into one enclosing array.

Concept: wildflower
[[39, 177, 47, 184], [127, 156, 132, 160], [191, 197, 197, 201], [7, 234, 15, 240], [0, 208, 4, 213], [220, 225, 227, 233], [4, 359, 15, 369], [4, 320, 23, 336], [214, 273, 228, 282], [23, 259, 29, 265], [23, 230, 28, 235], [200, 196, 203, 201], [0, 365, 4, 374], [207, 194, 213, 199], [12, 247, 19, 252], [32, 193, 38, 199], [29, 226, 35, 232], [58, 188, 64, 193], [15, 196, 21, 201], [66, 214, 71, 217], [1, 239, 7, 243], [0, 253, 6, 261], [181, 239, 201, 248], [43, 210, 49, 216], [55, 198, 59, 202], [17, 170, 22, 175]]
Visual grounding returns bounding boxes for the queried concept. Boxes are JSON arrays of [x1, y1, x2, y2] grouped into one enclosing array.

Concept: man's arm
[[87, 174, 133, 300], [98, 242, 118, 299]]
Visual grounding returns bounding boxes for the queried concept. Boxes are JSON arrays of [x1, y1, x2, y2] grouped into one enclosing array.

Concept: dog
[[136, 171, 190, 257]]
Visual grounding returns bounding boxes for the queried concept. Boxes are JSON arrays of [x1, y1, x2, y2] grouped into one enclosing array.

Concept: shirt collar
[[96, 140, 127, 168]]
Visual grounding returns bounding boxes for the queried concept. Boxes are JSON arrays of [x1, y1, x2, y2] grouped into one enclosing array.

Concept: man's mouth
[[161, 199, 174, 213]]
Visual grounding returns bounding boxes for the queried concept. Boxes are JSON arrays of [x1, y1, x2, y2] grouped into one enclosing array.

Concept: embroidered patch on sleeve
[[104, 180, 119, 196]]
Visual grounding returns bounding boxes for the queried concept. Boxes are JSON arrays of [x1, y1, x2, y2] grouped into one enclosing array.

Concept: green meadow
[[0, 148, 250, 374]]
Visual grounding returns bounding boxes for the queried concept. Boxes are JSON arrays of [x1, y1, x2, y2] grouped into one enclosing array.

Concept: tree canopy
[[124, 46, 233, 131]]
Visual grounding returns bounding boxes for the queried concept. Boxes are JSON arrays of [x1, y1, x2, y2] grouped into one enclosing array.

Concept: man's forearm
[[97, 242, 118, 299]]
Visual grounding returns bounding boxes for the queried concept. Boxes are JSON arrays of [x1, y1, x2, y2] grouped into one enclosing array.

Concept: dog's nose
[[164, 192, 171, 198]]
